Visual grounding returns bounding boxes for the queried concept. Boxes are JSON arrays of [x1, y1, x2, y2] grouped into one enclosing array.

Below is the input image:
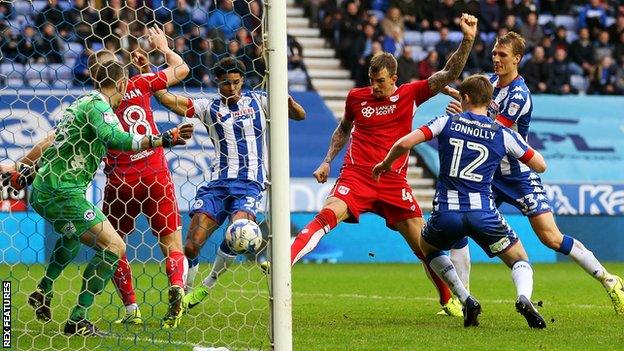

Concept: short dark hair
[[88, 50, 116, 79], [457, 75, 493, 107], [94, 60, 127, 89], [369, 52, 398, 76], [495, 31, 526, 57], [213, 57, 246, 79]]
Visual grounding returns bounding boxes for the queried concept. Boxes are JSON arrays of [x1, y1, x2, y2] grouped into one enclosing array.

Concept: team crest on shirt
[[507, 102, 521, 116], [103, 112, 116, 124], [83, 209, 96, 221], [361, 106, 375, 118], [193, 199, 204, 209], [337, 186, 350, 195], [390, 94, 399, 102]]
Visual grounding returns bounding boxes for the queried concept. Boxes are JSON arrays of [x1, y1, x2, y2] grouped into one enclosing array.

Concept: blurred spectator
[[589, 55, 618, 94], [615, 31, 624, 64], [465, 39, 493, 74], [73, 0, 99, 47], [418, 50, 439, 80], [570, 27, 595, 75], [382, 27, 404, 57], [479, 0, 500, 33], [579, 0, 608, 35], [35, 0, 65, 30], [608, 14, 624, 45], [499, 0, 517, 22], [207, 0, 243, 41], [73, 48, 93, 85], [0, 2, 12, 21], [170, 0, 193, 36], [389, 0, 418, 30], [520, 12, 544, 51], [433, 0, 463, 30], [360, 40, 383, 86], [337, 1, 362, 74], [354, 23, 379, 85], [594, 30, 614, 61], [245, 43, 266, 88], [16, 25, 38, 64], [552, 26, 570, 52], [502, 14, 521, 33], [287, 34, 304, 70], [396, 46, 418, 85], [435, 27, 454, 68], [243, 0, 262, 36], [522, 46, 550, 93], [515, 0, 538, 22], [540, 0, 570, 15], [0, 26, 18, 62], [548, 48, 577, 94], [98, 0, 123, 48], [615, 60, 624, 94], [380, 7, 404, 37], [539, 36, 555, 60], [236, 28, 253, 46], [35, 23, 63, 64], [414, 0, 439, 30]]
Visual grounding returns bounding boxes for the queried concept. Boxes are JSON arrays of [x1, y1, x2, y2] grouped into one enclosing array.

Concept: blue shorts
[[492, 171, 552, 217], [422, 210, 519, 258], [190, 179, 263, 226]]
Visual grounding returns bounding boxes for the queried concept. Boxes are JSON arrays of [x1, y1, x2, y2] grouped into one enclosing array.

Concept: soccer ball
[[225, 219, 263, 254]]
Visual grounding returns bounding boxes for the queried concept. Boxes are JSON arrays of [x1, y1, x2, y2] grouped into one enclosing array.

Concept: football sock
[[38, 236, 80, 295], [165, 250, 187, 288], [70, 249, 119, 322], [125, 303, 138, 314], [186, 256, 200, 290], [511, 260, 533, 300], [291, 208, 337, 265], [414, 249, 453, 305], [202, 244, 236, 289], [450, 239, 471, 290], [112, 255, 137, 306], [563, 236, 609, 284], [426, 252, 469, 304]]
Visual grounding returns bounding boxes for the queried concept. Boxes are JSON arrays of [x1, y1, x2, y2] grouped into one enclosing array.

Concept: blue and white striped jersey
[[488, 74, 533, 176], [420, 112, 534, 211], [190, 91, 267, 185]]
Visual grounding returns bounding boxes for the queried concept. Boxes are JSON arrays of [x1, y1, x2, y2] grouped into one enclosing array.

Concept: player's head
[[457, 75, 493, 110], [368, 52, 398, 99], [213, 57, 246, 101], [87, 50, 118, 79], [492, 31, 525, 77], [94, 60, 128, 109]]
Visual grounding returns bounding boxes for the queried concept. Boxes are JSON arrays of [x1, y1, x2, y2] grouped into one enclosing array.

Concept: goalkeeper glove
[[150, 123, 194, 148], [1, 163, 37, 190]]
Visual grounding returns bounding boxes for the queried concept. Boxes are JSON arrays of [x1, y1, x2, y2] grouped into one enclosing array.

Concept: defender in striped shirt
[[154, 58, 306, 309], [374, 75, 548, 329]]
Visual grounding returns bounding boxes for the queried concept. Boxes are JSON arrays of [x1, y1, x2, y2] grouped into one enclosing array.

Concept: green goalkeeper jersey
[[33, 91, 142, 191]]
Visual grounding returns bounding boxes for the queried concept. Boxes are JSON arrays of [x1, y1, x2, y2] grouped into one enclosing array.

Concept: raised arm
[[154, 90, 193, 117], [288, 95, 306, 120], [313, 118, 353, 183], [520, 149, 547, 173], [20, 132, 56, 166], [427, 14, 477, 94], [0, 132, 56, 189], [372, 129, 426, 180], [147, 26, 189, 86]]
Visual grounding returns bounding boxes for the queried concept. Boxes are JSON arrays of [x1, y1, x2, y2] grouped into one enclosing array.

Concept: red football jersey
[[342, 80, 433, 176], [104, 71, 169, 181]]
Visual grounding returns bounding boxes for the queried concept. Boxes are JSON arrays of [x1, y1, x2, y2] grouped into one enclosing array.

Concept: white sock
[[125, 303, 138, 314], [511, 260, 533, 300], [567, 239, 609, 284], [202, 248, 236, 289], [450, 246, 471, 290], [429, 255, 470, 304], [186, 262, 199, 291]]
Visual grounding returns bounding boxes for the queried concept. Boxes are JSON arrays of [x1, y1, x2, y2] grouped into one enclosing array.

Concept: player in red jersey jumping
[[91, 27, 191, 328], [290, 14, 478, 317]]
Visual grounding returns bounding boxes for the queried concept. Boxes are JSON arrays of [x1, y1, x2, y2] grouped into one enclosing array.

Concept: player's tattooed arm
[[323, 118, 353, 164], [427, 14, 477, 94]]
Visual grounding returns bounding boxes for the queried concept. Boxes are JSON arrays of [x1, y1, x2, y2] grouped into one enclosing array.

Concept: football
[[225, 219, 263, 254]]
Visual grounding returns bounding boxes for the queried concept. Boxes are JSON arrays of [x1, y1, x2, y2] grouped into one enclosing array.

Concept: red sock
[[166, 250, 187, 288], [291, 208, 338, 265], [112, 255, 136, 306], [414, 249, 452, 305]]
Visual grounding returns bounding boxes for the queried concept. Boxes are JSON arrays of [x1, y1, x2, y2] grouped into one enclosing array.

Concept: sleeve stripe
[[519, 148, 535, 163], [419, 126, 433, 141], [496, 114, 514, 127], [185, 99, 195, 117]]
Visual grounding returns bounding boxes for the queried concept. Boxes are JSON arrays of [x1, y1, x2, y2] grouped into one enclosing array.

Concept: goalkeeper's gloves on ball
[[1, 163, 37, 190], [150, 123, 194, 148]]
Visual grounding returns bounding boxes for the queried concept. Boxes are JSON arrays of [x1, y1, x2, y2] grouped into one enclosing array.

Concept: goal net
[[0, 0, 279, 349]]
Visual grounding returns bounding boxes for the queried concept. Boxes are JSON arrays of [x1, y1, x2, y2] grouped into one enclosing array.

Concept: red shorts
[[328, 166, 423, 229], [103, 171, 181, 237]]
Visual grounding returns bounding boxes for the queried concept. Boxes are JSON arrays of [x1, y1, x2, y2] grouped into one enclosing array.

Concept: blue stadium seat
[[65, 42, 84, 59], [368, 10, 386, 22], [32, 0, 48, 14], [555, 15, 577, 32], [288, 69, 308, 92], [447, 31, 463, 43], [606, 16, 615, 27], [12, 1, 33, 17], [404, 31, 422, 46], [48, 64, 73, 81], [192, 5, 209, 24], [410, 45, 427, 62], [567, 31, 579, 43], [538, 14, 554, 26], [570, 75, 588, 92], [421, 31, 441, 47], [1, 63, 25, 87]]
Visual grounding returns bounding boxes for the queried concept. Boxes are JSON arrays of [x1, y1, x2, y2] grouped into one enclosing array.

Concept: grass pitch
[[4, 262, 624, 350]]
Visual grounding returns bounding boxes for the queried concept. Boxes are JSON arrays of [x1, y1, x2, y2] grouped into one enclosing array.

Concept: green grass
[[3, 262, 624, 350]]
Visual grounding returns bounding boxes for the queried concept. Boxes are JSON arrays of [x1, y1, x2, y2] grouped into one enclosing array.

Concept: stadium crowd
[[0, 0, 311, 89], [302, 0, 624, 95]]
